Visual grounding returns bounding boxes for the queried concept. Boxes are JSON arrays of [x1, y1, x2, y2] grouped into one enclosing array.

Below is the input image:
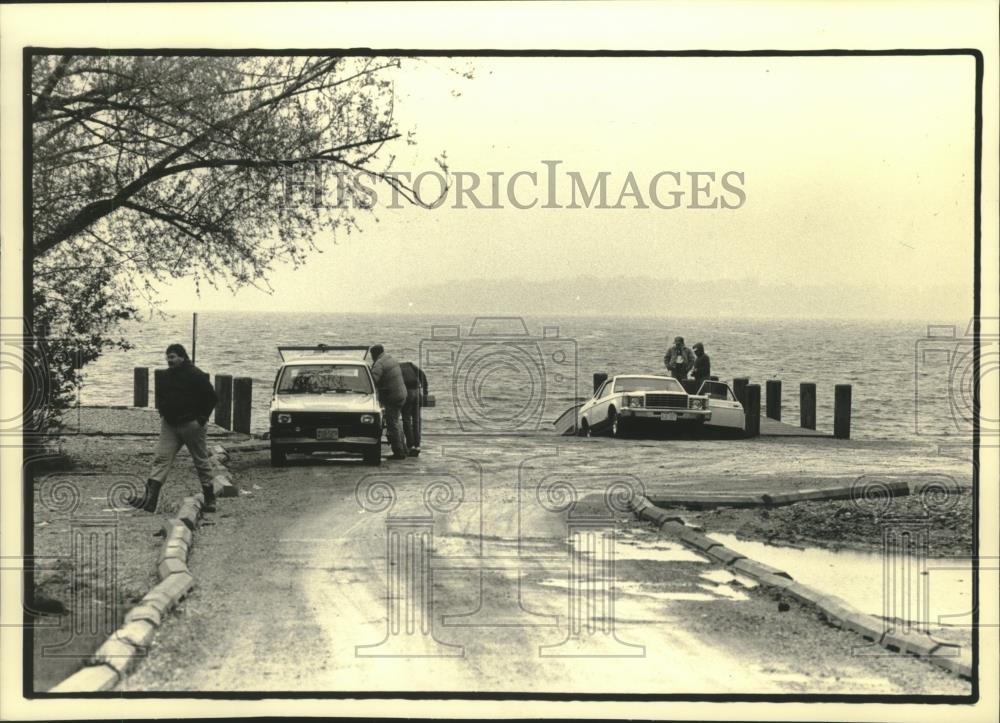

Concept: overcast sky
[[158, 54, 975, 316]]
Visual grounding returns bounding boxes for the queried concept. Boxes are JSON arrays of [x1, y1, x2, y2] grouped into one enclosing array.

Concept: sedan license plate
[[664, 413, 677, 421], [317, 427, 339, 441]]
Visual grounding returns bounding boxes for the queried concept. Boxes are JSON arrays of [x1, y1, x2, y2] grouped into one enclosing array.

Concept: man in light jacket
[[369, 344, 409, 460], [663, 336, 695, 381]]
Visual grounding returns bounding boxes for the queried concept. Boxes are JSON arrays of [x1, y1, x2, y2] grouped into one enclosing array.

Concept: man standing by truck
[[369, 344, 409, 461], [399, 359, 428, 457]]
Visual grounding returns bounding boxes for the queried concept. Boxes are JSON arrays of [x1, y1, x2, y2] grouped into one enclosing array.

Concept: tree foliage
[[30, 54, 422, 420]]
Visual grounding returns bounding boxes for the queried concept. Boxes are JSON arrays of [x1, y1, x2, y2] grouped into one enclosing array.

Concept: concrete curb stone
[[659, 520, 689, 537], [158, 571, 196, 605], [843, 613, 885, 642], [732, 558, 793, 581], [88, 638, 141, 676], [123, 604, 163, 627], [751, 571, 795, 590], [158, 557, 189, 579], [164, 520, 193, 546], [48, 664, 120, 693], [931, 652, 973, 678], [703, 545, 746, 566], [114, 620, 156, 650], [158, 541, 190, 563], [48, 443, 230, 693], [679, 529, 719, 552]]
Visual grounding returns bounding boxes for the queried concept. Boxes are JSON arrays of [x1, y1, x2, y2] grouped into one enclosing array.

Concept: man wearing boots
[[399, 358, 428, 457], [128, 343, 219, 513]]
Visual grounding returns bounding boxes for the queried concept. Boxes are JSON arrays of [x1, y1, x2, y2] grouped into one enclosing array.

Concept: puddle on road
[[713, 533, 972, 627]]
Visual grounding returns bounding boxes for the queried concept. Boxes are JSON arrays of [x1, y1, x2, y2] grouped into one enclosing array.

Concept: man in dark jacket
[[691, 342, 711, 388], [399, 360, 428, 457], [128, 343, 219, 513], [369, 344, 409, 460]]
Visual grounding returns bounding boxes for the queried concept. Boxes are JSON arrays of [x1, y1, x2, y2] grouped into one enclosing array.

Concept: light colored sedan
[[577, 374, 711, 437]]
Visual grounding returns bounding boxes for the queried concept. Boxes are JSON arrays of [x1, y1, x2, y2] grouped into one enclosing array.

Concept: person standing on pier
[[663, 336, 695, 381], [369, 344, 409, 460], [691, 342, 711, 388], [128, 343, 219, 513], [399, 359, 428, 457]]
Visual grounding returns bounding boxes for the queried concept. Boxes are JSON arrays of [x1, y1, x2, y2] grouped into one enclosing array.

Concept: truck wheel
[[363, 442, 382, 466], [270, 446, 286, 467]]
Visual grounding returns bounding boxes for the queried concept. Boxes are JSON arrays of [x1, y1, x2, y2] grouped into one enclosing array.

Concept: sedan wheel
[[608, 408, 624, 438]]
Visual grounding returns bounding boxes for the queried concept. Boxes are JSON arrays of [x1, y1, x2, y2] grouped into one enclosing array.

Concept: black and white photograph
[[0, 2, 997, 720]]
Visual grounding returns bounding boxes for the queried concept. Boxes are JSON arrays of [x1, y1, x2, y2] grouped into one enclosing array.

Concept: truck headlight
[[625, 395, 644, 409], [688, 398, 707, 410], [276, 413, 292, 424], [360, 414, 375, 424]]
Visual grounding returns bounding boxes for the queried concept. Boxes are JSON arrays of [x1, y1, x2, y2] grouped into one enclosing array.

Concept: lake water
[[77, 311, 975, 440]]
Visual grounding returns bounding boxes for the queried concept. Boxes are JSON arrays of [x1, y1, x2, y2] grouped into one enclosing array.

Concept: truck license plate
[[317, 428, 339, 440], [664, 413, 677, 421]]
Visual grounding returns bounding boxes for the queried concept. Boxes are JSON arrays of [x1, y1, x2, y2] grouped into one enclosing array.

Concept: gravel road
[[119, 432, 970, 695]]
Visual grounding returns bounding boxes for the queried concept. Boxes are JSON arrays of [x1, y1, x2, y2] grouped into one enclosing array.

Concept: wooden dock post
[[733, 377, 750, 408], [215, 374, 233, 430], [800, 382, 817, 430], [744, 384, 761, 437], [133, 367, 149, 407], [834, 384, 852, 439], [593, 372, 608, 393], [153, 368, 167, 410], [765, 380, 782, 421], [233, 377, 253, 434]]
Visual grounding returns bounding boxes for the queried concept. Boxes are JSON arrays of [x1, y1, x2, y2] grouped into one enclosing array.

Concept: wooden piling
[[834, 384, 852, 439], [153, 368, 167, 411], [765, 380, 782, 421], [215, 374, 233, 430], [133, 367, 149, 407], [733, 377, 750, 408], [233, 377, 253, 434], [744, 384, 761, 437], [593, 372, 608, 394], [800, 383, 817, 430]]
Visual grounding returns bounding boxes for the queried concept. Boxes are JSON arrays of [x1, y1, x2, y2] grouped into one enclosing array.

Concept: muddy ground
[[678, 490, 974, 556]]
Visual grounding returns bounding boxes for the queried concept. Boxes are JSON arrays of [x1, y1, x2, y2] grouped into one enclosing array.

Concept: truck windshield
[[277, 365, 373, 394], [614, 377, 684, 393]]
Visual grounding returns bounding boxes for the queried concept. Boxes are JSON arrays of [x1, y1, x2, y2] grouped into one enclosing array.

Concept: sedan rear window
[[277, 365, 373, 394], [614, 377, 684, 393]]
